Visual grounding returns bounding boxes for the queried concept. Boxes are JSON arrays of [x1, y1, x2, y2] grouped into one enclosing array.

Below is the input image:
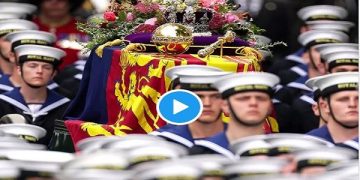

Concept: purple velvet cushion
[[125, 33, 250, 46]]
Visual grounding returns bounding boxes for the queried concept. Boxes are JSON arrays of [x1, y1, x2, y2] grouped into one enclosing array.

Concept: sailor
[[268, 5, 349, 76], [190, 72, 279, 159], [151, 65, 230, 148], [306, 72, 358, 144], [1, 29, 59, 94], [322, 50, 358, 73], [0, 19, 38, 77], [0, 45, 70, 146]]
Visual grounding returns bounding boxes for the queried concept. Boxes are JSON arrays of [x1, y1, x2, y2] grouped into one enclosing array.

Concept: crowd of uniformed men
[[0, 0, 357, 179]]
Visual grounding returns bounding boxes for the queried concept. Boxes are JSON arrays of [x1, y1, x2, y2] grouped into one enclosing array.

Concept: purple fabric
[[125, 33, 250, 46]]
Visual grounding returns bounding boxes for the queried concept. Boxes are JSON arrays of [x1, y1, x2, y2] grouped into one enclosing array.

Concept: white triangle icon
[[173, 99, 188, 115]]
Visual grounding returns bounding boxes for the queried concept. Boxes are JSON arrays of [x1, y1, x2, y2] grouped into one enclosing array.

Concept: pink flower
[[126, 12, 134, 22], [144, 18, 157, 26], [199, 0, 225, 8], [224, 13, 240, 23], [103, 11, 116, 22], [209, 13, 226, 30]]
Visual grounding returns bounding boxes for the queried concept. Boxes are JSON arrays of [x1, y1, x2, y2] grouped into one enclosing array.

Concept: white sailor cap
[[314, 43, 359, 56], [314, 72, 358, 97], [236, 174, 304, 180], [6, 150, 74, 179], [294, 147, 357, 171], [326, 159, 358, 172], [224, 157, 287, 178], [127, 142, 188, 166], [0, 141, 46, 150], [230, 135, 271, 157], [0, 114, 26, 124], [0, 2, 37, 15], [62, 150, 129, 171], [177, 71, 232, 91], [322, 51, 359, 71], [0, 135, 27, 143], [180, 154, 232, 177], [165, 65, 222, 80], [305, 20, 355, 33], [14, 45, 66, 66], [76, 136, 122, 154], [136, 160, 202, 180], [0, 124, 46, 143], [298, 30, 349, 48], [57, 169, 135, 180], [305, 76, 325, 101], [212, 72, 280, 98], [266, 133, 333, 156], [305, 76, 322, 91], [0, 161, 20, 179], [0, 19, 38, 37], [101, 134, 167, 151], [165, 65, 223, 90], [321, 160, 359, 180], [0, 12, 25, 21], [297, 5, 347, 21], [4, 30, 56, 51]]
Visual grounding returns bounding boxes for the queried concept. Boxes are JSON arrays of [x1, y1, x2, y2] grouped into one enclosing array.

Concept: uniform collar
[[307, 125, 334, 144], [194, 132, 235, 159], [290, 64, 308, 77], [153, 124, 194, 148], [287, 75, 312, 92], [285, 48, 306, 64], [0, 88, 69, 118]]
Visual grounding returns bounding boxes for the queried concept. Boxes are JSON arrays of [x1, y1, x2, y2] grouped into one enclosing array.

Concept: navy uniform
[[306, 72, 358, 143], [152, 124, 197, 148], [268, 48, 306, 76], [269, 4, 349, 75], [282, 31, 351, 132], [0, 45, 69, 146], [189, 72, 280, 158], [294, 47, 359, 133], [152, 66, 229, 148]]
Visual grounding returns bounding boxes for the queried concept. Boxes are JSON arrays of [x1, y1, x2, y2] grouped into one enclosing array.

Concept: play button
[[173, 99, 188, 114], [157, 90, 203, 125]]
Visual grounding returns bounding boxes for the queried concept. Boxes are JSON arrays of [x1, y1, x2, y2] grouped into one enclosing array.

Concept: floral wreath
[[77, 0, 285, 52]]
